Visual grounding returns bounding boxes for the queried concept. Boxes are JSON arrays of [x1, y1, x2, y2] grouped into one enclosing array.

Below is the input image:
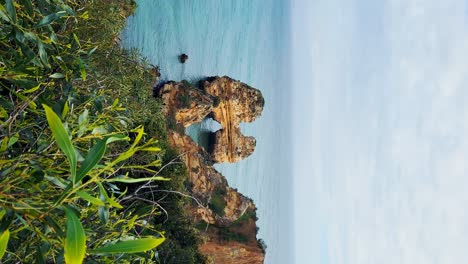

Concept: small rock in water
[[179, 53, 189, 63]]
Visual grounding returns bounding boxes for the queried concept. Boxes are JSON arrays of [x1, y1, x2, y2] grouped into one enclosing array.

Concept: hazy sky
[[291, 0, 468, 263]]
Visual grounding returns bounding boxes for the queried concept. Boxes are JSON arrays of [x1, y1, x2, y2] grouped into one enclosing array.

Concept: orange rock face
[[158, 76, 266, 263], [159, 81, 214, 127], [200, 241, 265, 264], [158, 76, 264, 163], [168, 131, 254, 225], [203, 76, 264, 163]]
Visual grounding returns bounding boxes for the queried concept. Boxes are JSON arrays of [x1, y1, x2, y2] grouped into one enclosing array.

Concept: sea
[[122, 1, 293, 263]]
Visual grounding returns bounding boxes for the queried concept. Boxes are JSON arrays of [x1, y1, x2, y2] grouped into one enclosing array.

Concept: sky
[[291, 0, 468, 263]]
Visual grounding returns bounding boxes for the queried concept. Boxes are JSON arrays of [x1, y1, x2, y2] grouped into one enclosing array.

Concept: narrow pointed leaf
[[98, 206, 109, 224], [0, 229, 10, 259], [76, 191, 105, 206], [131, 126, 145, 148], [18, 0, 33, 15], [64, 207, 86, 264], [73, 33, 81, 47], [0, 5, 11, 22], [23, 83, 41, 94], [77, 58, 86, 81], [104, 176, 170, 183], [97, 182, 123, 209], [90, 237, 165, 254], [36, 11, 66, 28], [49, 73, 65, 79], [35, 246, 46, 264], [106, 197, 123, 209], [76, 139, 106, 183], [43, 104, 77, 183], [44, 216, 64, 237], [62, 101, 69, 119], [140, 147, 161, 152], [38, 42, 50, 68], [5, 0, 16, 24]]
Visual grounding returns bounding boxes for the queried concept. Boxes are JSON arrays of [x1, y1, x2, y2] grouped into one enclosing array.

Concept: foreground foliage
[[0, 0, 184, 262]]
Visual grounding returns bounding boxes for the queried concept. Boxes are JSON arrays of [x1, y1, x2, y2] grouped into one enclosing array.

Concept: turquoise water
[[122, 1, 293, 263]]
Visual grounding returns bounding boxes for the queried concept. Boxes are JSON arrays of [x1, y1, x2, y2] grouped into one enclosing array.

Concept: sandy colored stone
[[158, 76, 266, 263]]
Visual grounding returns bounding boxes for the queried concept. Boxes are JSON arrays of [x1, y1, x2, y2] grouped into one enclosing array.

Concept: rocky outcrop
[[200, 241, 265, 264], [169, 131, 254, 225], [203, 77, 264, 163], [179, 53, 189, 63], [158, 76, 265, 263], [158, 81, 214, 127], [157, 76, 264, 163], [169, 131, 264, 264]]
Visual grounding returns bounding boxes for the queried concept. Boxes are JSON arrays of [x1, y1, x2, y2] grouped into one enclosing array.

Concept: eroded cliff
[[158, 76, 264, 163], [157, 76, 266, 263]]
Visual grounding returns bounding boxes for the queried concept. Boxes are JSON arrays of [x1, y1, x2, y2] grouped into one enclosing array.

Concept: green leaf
[[98, 206, 109, 224], [24, 31, 37, 42], [45, 176, 68, 189], [64, 207, 86, 264], [0, 5, 11, 22], [88, 46, 98, 55], [0, 137, 8, 152], [0, 107, 8, 120], [62, 100, 69, 119], [91, 126, 107, 135], [0, 229, 10, 260], [35, 11, 66, 28], [35, 246, 46, 264], [49, 73, 65, 79], [76, 139, 107, 183], [23, 83, 41, 94], [43, 104, 77, 184], [73, 33, 81, 48], [77, 109, 89, 137], [77, 58, 86, 81], [44, 215, 64, 237], [97, 182, 123, 209], [131, 126, 145, 149], [90, 237, 165, 255], [104, 176, 170, 184], [5, 0, 16, 24], [76, 191, 105, 206], [106, 135, 129, 144], [38, 42, 50, 68], [78, 109, 88, 126], [7, 134, 18, 148], [18, 0, 33, 15], [140, 147, 161, 152]]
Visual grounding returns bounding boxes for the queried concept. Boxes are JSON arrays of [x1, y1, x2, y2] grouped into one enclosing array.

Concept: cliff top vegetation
[[0, 0, 205, 263]]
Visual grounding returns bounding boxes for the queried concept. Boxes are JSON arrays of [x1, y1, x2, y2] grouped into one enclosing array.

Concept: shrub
[[0, 0, 166, 262]]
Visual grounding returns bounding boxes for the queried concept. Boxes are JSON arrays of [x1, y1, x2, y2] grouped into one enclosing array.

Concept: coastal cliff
[[203, 77, 264, 163], [157, 76, 266, 263], [159, 76, 264, 163]]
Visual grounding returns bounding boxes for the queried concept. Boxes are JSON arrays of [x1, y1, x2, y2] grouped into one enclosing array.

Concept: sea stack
[[157, 76, 266, 263], [179, 53, 189, 63]]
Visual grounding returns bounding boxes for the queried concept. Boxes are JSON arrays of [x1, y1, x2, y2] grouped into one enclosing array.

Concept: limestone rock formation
[[168, 131, 253, 225], [200, 240, 265, 264], [202, 76, 264, 163], [158, 76, 264, 163], [158, 81, 214, 127], [169, 131, 264, 263], [157, 76, 265, 263]]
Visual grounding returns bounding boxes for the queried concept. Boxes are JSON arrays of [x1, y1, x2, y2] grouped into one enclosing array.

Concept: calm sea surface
[[122, 1, 293, 263]]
